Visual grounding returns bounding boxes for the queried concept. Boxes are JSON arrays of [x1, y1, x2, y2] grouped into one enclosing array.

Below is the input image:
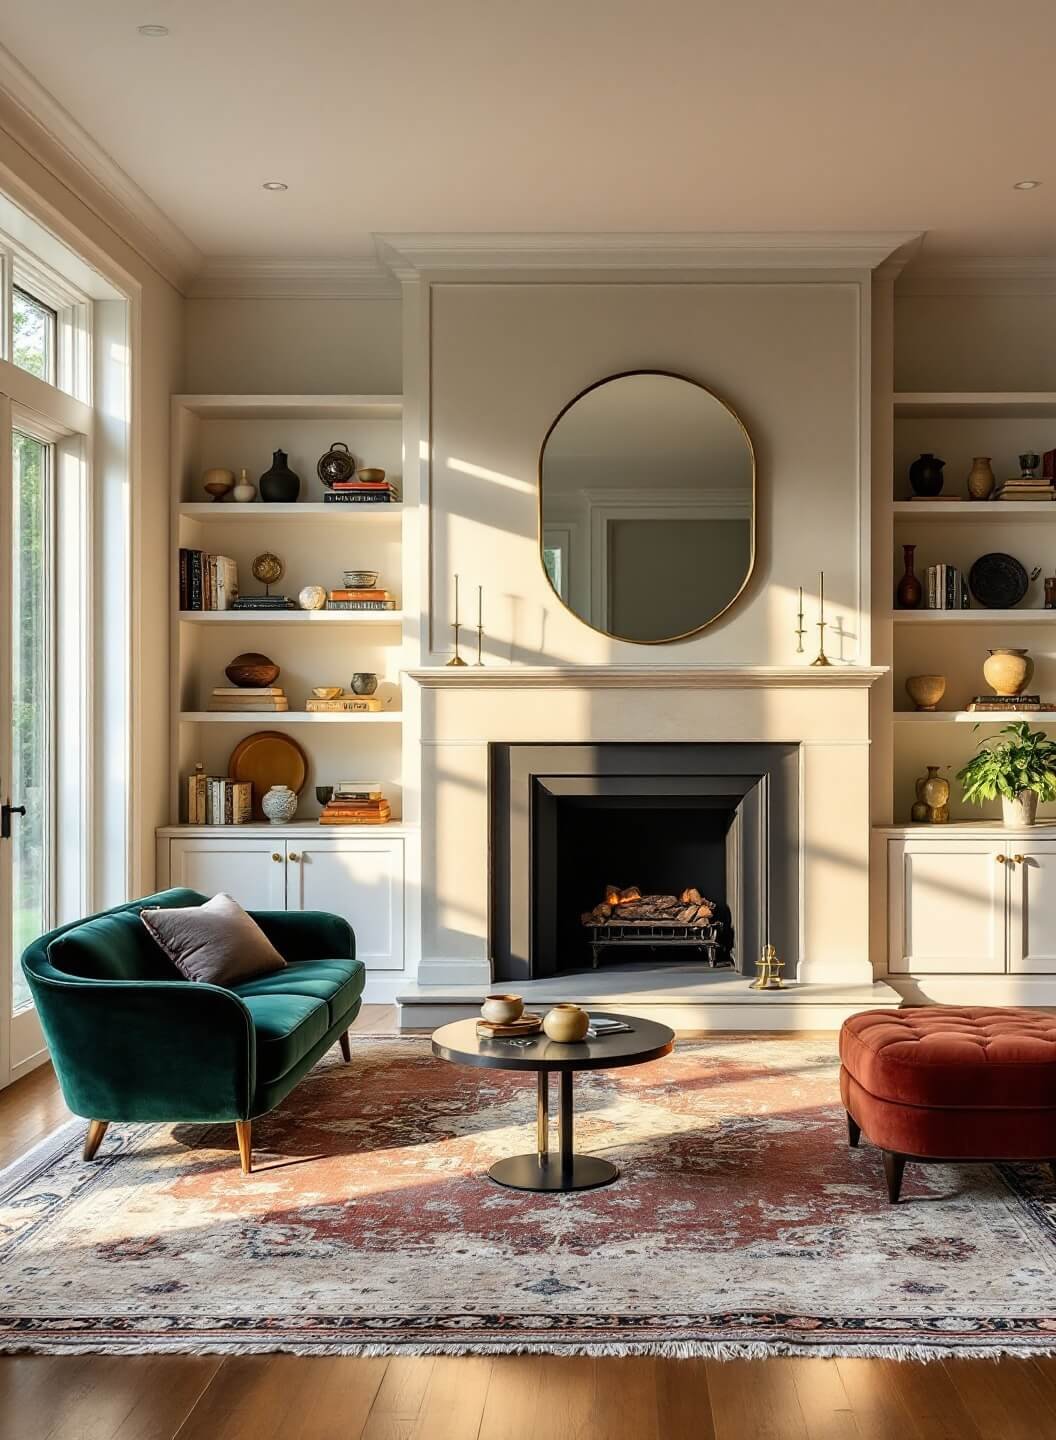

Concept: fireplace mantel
[[405, 666, 887, 690]]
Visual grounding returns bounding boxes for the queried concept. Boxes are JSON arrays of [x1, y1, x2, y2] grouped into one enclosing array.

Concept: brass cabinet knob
[[996, 854, 1007, 864], [271, 852, 282, 863], [289, 852, 301, 862], [1013, 854, 1025, 865]]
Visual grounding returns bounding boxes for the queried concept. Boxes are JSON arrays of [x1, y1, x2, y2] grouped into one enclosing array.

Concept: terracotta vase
[[967, 456, 995, 501], [896, 544, 922, 609], [983, 648, 1033, 697]]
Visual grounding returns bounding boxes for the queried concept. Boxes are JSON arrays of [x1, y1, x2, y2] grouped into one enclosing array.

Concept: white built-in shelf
[[892, 500, 1056, 518], [179, 502, 401, 521], [174, 394, 403, 421], [888, 610, 1055, 624], [894, 392, 1056, 419], [893, 711, 1056, 724], [178, 610, 403, 626], [157, 822, 415, 837], [179, 711, 401, 724]]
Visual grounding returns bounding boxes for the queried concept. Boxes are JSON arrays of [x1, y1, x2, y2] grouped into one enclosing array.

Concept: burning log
[[680, 887, 702, 905], [582, 886, 717, 928]]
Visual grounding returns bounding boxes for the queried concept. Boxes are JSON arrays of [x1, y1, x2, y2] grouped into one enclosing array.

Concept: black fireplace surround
[[490, 743, 799, 981]]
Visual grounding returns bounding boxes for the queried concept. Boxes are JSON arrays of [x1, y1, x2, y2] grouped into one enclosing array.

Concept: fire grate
[[587, 922, 733, 971]]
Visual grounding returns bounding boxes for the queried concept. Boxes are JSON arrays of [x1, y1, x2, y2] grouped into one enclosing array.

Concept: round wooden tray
[[228, 730, 308, 820]]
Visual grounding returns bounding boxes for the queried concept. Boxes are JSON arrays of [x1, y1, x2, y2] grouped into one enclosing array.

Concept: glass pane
[[12, 287, 56, 384], [11, 432, 50, 1013]]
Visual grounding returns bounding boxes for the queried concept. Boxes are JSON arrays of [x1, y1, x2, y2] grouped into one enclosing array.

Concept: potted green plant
[[956, 721, 1056, 826]]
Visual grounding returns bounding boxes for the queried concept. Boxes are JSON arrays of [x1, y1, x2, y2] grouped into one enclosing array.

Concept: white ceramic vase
[[262, 784, 297, 824], [1002, 790, 1038, 826]]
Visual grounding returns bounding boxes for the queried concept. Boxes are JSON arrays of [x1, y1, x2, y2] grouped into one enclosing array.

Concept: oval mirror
[[539, 371, 755, 643]]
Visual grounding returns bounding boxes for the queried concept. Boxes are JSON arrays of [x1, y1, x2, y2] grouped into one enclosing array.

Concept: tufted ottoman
[[839, 1007, 1056, 1202]]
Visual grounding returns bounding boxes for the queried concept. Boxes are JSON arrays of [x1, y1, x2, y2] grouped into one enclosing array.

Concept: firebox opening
[[555, 797, 736, 973]]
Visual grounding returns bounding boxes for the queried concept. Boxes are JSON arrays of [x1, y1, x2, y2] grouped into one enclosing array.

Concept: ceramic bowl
[[905, 675, 946, 711], [343, 570, 379, 588], [481, 994, 524, 1024], [356, 468, 386, 484], [202, 467, 235, 500], [350, 672, 378, 696], [312, 686, 343, 700], [542, 1004, 590, 1043]]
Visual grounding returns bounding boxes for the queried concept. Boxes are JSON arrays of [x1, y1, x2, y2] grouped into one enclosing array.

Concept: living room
[[2, 4, 1056, 1436]]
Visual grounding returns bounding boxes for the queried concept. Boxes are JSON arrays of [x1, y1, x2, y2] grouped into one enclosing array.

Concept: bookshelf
[[170, 394, 410, 825]]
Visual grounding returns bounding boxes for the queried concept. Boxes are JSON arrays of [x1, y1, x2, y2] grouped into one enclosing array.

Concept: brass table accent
[[749, 944, 785, 990]]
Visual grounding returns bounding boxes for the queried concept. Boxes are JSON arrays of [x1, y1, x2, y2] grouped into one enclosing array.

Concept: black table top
[[431, 1012, 675, 1073]]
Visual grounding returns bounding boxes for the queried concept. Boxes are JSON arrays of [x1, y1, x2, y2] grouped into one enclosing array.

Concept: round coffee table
[[431, 1012, 675, 1192]]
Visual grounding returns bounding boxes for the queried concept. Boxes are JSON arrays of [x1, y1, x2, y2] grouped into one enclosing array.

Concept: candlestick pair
[[795, 573, 830, 666], [446, 574, 485, 666]]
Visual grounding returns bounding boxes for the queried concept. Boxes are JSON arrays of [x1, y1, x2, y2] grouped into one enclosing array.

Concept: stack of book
[[305, 694, 383, 713], [995, 474, 1055, 502], [187, 766, 253, 824], [319, 782, 391, 825], [323, 480, 397, 505], [179, 551, 239, 610], [207, 686, 289, 713], [326, 587, 398, 611], [231, 594, 294, 611], [967, 695, 1056, 713], [923, 564, 970, 609]]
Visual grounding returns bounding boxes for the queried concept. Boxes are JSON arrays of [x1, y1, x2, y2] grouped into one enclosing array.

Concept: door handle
[[1, 801, 26, 840]]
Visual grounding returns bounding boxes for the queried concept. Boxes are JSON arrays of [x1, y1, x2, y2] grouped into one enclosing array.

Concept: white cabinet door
[[889, 840, 1007, 974], [167, 838, 287, 911], [290, 837, 405, 971], [1009, 841, 1056, 973]]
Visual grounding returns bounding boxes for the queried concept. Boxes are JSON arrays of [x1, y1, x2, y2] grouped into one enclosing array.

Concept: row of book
[[187, 769, 252, 825], [327, 587, 397, 611], [966, 694, 1056, 713], [179, 551, 239, 610], [207, 686, 289, 713], [319, 782, 391, 825], [324, 479, 399, 505], [995, 475, 1054, 502], [921, 565, 971, 610]]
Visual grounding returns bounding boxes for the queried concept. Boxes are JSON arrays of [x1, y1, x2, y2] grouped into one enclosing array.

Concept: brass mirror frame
[[537, 368, 757, 645]]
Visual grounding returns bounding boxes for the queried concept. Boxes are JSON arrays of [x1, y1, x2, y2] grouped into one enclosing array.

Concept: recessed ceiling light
[[262, 181, 289, 192], [1013, 179, 1041, 190], [137, 24, 169, 36]]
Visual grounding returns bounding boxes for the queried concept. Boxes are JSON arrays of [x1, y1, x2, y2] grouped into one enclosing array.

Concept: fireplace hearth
[[490, 742, 799, 982]]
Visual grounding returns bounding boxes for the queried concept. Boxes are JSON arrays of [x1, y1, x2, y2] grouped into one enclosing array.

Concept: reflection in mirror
[[539, 371, 755, 643]]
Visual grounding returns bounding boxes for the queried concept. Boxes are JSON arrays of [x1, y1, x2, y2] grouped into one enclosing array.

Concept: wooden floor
[[2, 1008, 1053, 1439]]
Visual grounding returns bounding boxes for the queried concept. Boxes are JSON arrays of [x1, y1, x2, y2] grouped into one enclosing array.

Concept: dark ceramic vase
[[909, 452, 945, 498], [259, 449, 300, 503], [896, 544, 922, 609]]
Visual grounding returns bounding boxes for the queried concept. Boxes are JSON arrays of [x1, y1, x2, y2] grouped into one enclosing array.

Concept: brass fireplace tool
[[447, 573, 468, 667], [749, 944, 785, 990]]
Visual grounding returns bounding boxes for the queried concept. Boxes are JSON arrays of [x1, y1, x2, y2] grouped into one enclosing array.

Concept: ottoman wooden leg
[[847, 1112, 861, 1149], [883, 1150, 906, 1204]]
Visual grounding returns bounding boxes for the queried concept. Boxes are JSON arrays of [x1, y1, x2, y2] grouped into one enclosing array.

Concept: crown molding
[[376, 231, 923, 278], [188, 256, 399, 300], [0, 43, 201, 291], [898, 256, 1056, 297]]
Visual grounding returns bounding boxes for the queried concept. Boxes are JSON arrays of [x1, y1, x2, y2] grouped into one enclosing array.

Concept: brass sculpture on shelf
[[749, 944, 785, 990]]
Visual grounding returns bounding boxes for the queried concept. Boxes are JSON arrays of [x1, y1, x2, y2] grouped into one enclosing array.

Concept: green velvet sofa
[[21, 888, 364, 1174]]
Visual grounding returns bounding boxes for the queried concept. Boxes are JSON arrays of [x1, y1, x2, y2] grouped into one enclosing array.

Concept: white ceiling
[[2, 0, 1055, 270]]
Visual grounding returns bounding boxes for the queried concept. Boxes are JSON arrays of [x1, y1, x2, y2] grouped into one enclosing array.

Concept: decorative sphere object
[[202, 467, 235, 501], [905, 675, 946, 711], [225, 651, 280, 687], [542, 1004, 590, 1043], [251, 552, 285, 587], [350, 672, 378, 695], [481, 994, 524, 1024], [298, 584, 327, 611], [262, 784, 297, 825], [983, 647, 1033, 697]]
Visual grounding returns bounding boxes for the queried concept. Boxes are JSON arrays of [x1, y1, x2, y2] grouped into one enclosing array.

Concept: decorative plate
[[968, 552, 1030, 609], [229, 731, 308, 820]]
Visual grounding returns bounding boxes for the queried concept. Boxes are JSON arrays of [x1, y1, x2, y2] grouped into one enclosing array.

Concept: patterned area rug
[[3, 1034, 1056, 1358]]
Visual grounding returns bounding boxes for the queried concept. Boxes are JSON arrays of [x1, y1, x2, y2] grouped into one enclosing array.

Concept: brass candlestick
[[447, 573, 468, 667], [475, 584, 485, 666], [811, 569, 831, 667], [749, 944, 785, 990], [794, 585, 807, 654]]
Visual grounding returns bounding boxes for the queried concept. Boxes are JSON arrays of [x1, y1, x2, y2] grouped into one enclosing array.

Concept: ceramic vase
[[481, 994, 524, 1024], [542, 1004, 590, 1043], [983, 647, 1033, 697], [1002, 790, 1039, 826], [350, 672, 378, 695], [920, 765, 950, 823], [909, 453, 946, 498], [262, 784, 297, 824], [259, 449, 301, 503], [967, 456, 995, 501], [896, 544, 923, 609], [905, 674, 946, 711], [232, 468, 256, 503]]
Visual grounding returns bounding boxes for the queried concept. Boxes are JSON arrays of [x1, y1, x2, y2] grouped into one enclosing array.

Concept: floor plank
[[705, 1358, 808, 1440], [832, 1358, 918, 1440], [784, 1358, 861, 1440], [408, 1356, 492, 1440], [359, 1357, 436, 1440], [941, 1357, 1054, 1440], [0, 1354, 221, 1440], [172, 1355, 388, 1440], [654, 1356, 716, 1439], [0, 1061, 70, 1167], [864, 1359, 983, 1440]]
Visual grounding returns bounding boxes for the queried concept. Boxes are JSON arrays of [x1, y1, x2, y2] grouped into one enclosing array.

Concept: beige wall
[[0, 109, 184, 896], [184, 297, 402, 394], [428, 281, 868, 666], [895, 292, 1056, 392]]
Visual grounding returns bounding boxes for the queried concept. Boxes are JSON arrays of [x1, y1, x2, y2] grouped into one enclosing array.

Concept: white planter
[[1002, 790, 1039, 826]]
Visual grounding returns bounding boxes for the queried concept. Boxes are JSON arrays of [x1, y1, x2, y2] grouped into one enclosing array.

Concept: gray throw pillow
[[140, 893, 286, 985]]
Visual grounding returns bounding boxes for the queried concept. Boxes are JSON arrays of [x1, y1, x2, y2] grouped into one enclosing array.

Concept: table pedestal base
[[487, 1068, 619, 1193]]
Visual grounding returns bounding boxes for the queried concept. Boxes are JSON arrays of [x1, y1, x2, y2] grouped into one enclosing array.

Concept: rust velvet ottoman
[[839, 1007, 1056, 1202]]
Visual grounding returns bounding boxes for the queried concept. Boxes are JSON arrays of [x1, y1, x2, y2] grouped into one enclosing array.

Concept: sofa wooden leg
[[846, 1112, 861, 1149], [235, 1120, 252, 1175], [83, 1120, 109, 1161], [339, 1029, 351, 1063], [883, 1150, 906, 1203]]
